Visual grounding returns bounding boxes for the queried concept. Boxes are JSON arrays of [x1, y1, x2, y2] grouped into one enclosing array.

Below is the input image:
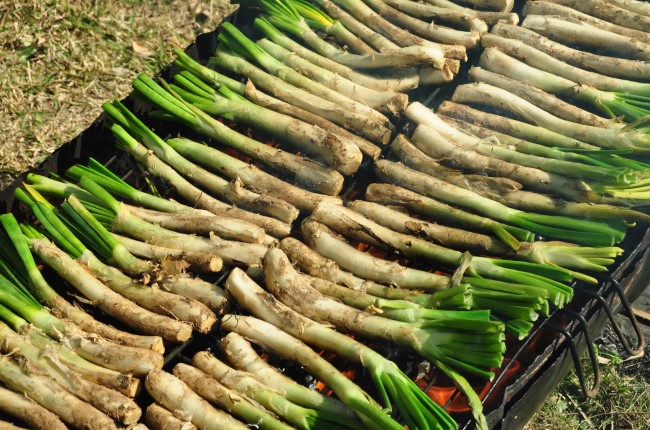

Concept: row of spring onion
[[98, 2, 646, 425]]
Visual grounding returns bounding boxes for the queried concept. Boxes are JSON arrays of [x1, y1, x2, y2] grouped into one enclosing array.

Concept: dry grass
[[526, 341, 650, 430], [0, 0, 235, 190]]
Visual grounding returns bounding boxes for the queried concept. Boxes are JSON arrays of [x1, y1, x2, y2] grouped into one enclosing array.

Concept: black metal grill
[[1, 3, 649, 429]]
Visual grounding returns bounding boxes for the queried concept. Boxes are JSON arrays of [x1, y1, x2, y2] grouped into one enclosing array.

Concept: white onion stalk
[[603, 0, 650, 16], [0, 356, 118, 430], [317, 0, 468, 59], [452, 83, 650, 152], [241, 81, 383, 159], [302, 217, 450, 289], [131, 74, 346, 195], [145, 403, 197, 430], [113, 234, 223, 274], [0, 385, 67, 430], [104, 101, 300, 221], [312, 201, 581, 284], [145, 370, 249, 430], [522, 15, 650, 61], [405, 105, 601, 201], [0, 321, 141, 425], [394, 133, 649, 222], [408, 110, 632, 186], [30, 238, 194, 343], [523, 1, 650, 45], [260, 0, 448, 67], [64, 162, 270, 244], [109, 205, 267, 268], [480, 37, 650, 113], [171, 72, 365, 175], [255, 38, 408, 114], [436, 100, 598, 152], [0, 300, 142, 397], [18, 323, 141, 397], [375, 160, 626, 247], [501, 18, 650, 82], [172, 364, 294, 430], [19, 192, 220, 334], [389, 0, 519, 25], [125, 205, 264, 244], [468, 66, 621, 129], [213, 48, 392, 144], [259, 251, 500, 427], [167, 137, 343, 212], [220, 312, 429, 430], [543, 0, 650, 32], [366, 183, 535, 248], [193, 352, 362, 430], [438, 113, 650, 186], [0, 213, 166, 361], [350, 201, 622, 275], [109, 128, 291, 238], [219, 332, 358, 421], [280, 237, 472, 306], [309, 0, 402, 50], [218, 22, 397, 124], [354, 0, 480, 48], [253, 18, 418, 91], [175, 48, 383, 158]]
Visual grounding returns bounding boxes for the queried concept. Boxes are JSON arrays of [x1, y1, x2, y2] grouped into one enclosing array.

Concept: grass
[[526, 340, 650, 430], [0, 0, 235, 190]]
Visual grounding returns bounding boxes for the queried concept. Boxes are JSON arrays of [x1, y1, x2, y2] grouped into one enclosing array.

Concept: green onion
[[193, 351, 362, 430], [375, 159, 626, 247], [130, 74, 345, 195]]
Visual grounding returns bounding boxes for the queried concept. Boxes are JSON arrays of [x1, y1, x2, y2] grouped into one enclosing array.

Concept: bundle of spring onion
[[452, 81, 650, 152], [374, 157, 627, 247], [280, 234, 547, 338], [0, 307, 141, 426], [542, 0, 650, 32], [0, 213, 165, 357], [257, 0, 454, 66], [29, 174, 269, 269], [523, 1, 650, 46], [390, 132, 640, 220], [174, 47, 383, 158], [380, 0, 516, 25], [129, 73, 345, 195], [217, 21, 405, 120], [299, 217, 558, 337], [66, 159, 267, 244], [223, 252, 493, 429], [0, 215, 191, 428], [99, 105, 294, 237], [406, 91, 650, 204], [169, 70, 364, 175], [15, 186, 219, 333], [481, 27, 650, 122]]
